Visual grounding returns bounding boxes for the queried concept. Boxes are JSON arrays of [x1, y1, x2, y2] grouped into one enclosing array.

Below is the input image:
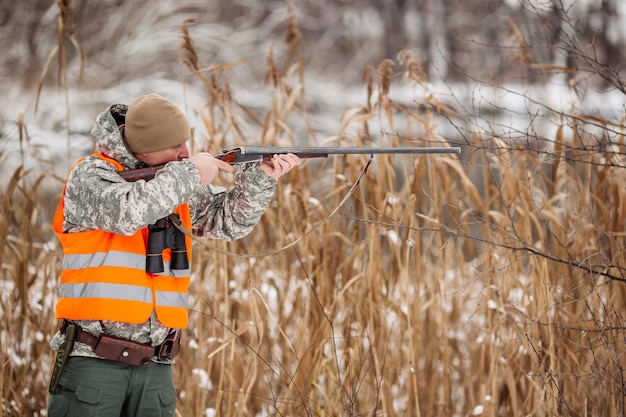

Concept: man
[[47, 93, 300, 416]]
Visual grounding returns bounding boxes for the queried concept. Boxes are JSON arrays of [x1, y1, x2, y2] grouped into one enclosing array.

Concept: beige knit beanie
[[123, 94, 190, 153]]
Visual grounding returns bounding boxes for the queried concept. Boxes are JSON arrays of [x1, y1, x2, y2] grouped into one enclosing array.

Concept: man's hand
[[190, 153, 235, 186], [260, 153, 301, 179]]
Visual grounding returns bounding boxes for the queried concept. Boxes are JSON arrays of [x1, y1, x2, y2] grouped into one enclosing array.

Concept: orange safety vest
[[53, 153, 192, 329]]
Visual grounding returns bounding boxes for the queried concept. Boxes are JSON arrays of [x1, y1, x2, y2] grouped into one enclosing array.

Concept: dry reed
[[1, 9, 626, 417]]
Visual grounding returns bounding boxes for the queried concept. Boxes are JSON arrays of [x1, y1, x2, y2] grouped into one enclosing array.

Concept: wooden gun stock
[[118, 165, 168, 182]]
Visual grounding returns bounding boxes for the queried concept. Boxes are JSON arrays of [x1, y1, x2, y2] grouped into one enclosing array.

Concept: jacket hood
[[91, 104, 143, 169]]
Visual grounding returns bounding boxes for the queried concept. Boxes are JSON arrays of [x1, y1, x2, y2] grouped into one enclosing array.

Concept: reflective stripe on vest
[[59, 282, 189, 308], [53, 153, 192, 328], [62, 251, 145, 270], [62, 252, 191, 276], [59, 282, 152, 302]]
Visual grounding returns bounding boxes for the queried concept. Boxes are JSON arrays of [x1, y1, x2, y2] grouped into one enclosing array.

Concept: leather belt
[[59, 320, 181, 366]]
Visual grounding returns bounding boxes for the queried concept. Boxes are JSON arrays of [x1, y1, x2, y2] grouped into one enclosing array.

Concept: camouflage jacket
[[50, 104, 277, 362]]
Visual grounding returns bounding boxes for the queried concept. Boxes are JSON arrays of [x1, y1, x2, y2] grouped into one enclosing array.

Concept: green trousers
[[47, 356, 176, 417]]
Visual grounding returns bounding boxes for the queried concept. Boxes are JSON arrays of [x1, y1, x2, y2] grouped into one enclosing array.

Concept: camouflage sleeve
[[62, 156, 201, 235], [189, 163, 277, 240]]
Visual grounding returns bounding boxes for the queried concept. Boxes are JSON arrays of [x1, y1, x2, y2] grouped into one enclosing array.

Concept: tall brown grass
[[2, 7, 626, 417]]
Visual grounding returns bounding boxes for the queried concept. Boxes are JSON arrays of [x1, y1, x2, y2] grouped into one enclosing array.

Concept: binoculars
[[146, 214, 189, 274]]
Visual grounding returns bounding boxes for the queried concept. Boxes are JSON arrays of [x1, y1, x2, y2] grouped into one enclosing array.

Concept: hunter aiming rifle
[[118, 146, 461, 182]]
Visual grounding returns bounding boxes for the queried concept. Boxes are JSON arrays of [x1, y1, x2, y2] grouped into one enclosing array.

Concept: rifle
[[118, 146, 461, 182]]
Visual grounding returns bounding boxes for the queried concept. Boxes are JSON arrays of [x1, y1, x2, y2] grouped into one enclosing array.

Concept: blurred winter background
[[3, 0, 624, 176], [2, 1, 626, 416]]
